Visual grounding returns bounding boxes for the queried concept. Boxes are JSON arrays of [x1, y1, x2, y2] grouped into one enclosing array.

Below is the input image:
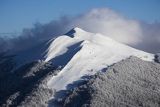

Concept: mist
[[0, 8, 160, 54]]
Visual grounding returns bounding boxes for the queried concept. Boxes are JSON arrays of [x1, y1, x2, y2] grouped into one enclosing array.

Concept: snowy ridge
[[45, 27, 154, 91]]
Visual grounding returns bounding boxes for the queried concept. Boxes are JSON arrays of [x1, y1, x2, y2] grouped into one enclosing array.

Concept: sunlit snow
[[45, 27, 154, 91]]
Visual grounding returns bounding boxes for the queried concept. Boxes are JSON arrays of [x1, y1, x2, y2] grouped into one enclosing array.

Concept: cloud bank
[[0, 8, 160, 53], [69, 8, 143, 45]]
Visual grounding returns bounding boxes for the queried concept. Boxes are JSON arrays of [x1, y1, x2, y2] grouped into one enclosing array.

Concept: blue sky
[[0, 0, 160, 33]]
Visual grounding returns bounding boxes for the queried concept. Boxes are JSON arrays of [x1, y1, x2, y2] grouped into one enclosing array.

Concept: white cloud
[[68, 8, 143, 45]]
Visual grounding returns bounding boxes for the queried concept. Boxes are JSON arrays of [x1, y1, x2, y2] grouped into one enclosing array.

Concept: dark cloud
[[0, 8, 160, 54]]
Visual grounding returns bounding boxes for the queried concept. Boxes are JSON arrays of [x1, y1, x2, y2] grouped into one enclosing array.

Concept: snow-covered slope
[[45, 27, 154, 91]]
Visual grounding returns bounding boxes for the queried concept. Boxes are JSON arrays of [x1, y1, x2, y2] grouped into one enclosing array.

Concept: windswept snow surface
[[45, 27, 154, 91]]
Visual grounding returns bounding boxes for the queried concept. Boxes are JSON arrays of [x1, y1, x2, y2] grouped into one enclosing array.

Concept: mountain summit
[[44, 27, 154, 91], [65, 27, 87, 37]]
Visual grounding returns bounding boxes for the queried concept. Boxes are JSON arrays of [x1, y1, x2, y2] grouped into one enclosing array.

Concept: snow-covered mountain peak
[[65, 27, 89, 38], [45, 27, 154, 91], [65, 27, 117, 44], [72, 27, 85, 32]]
